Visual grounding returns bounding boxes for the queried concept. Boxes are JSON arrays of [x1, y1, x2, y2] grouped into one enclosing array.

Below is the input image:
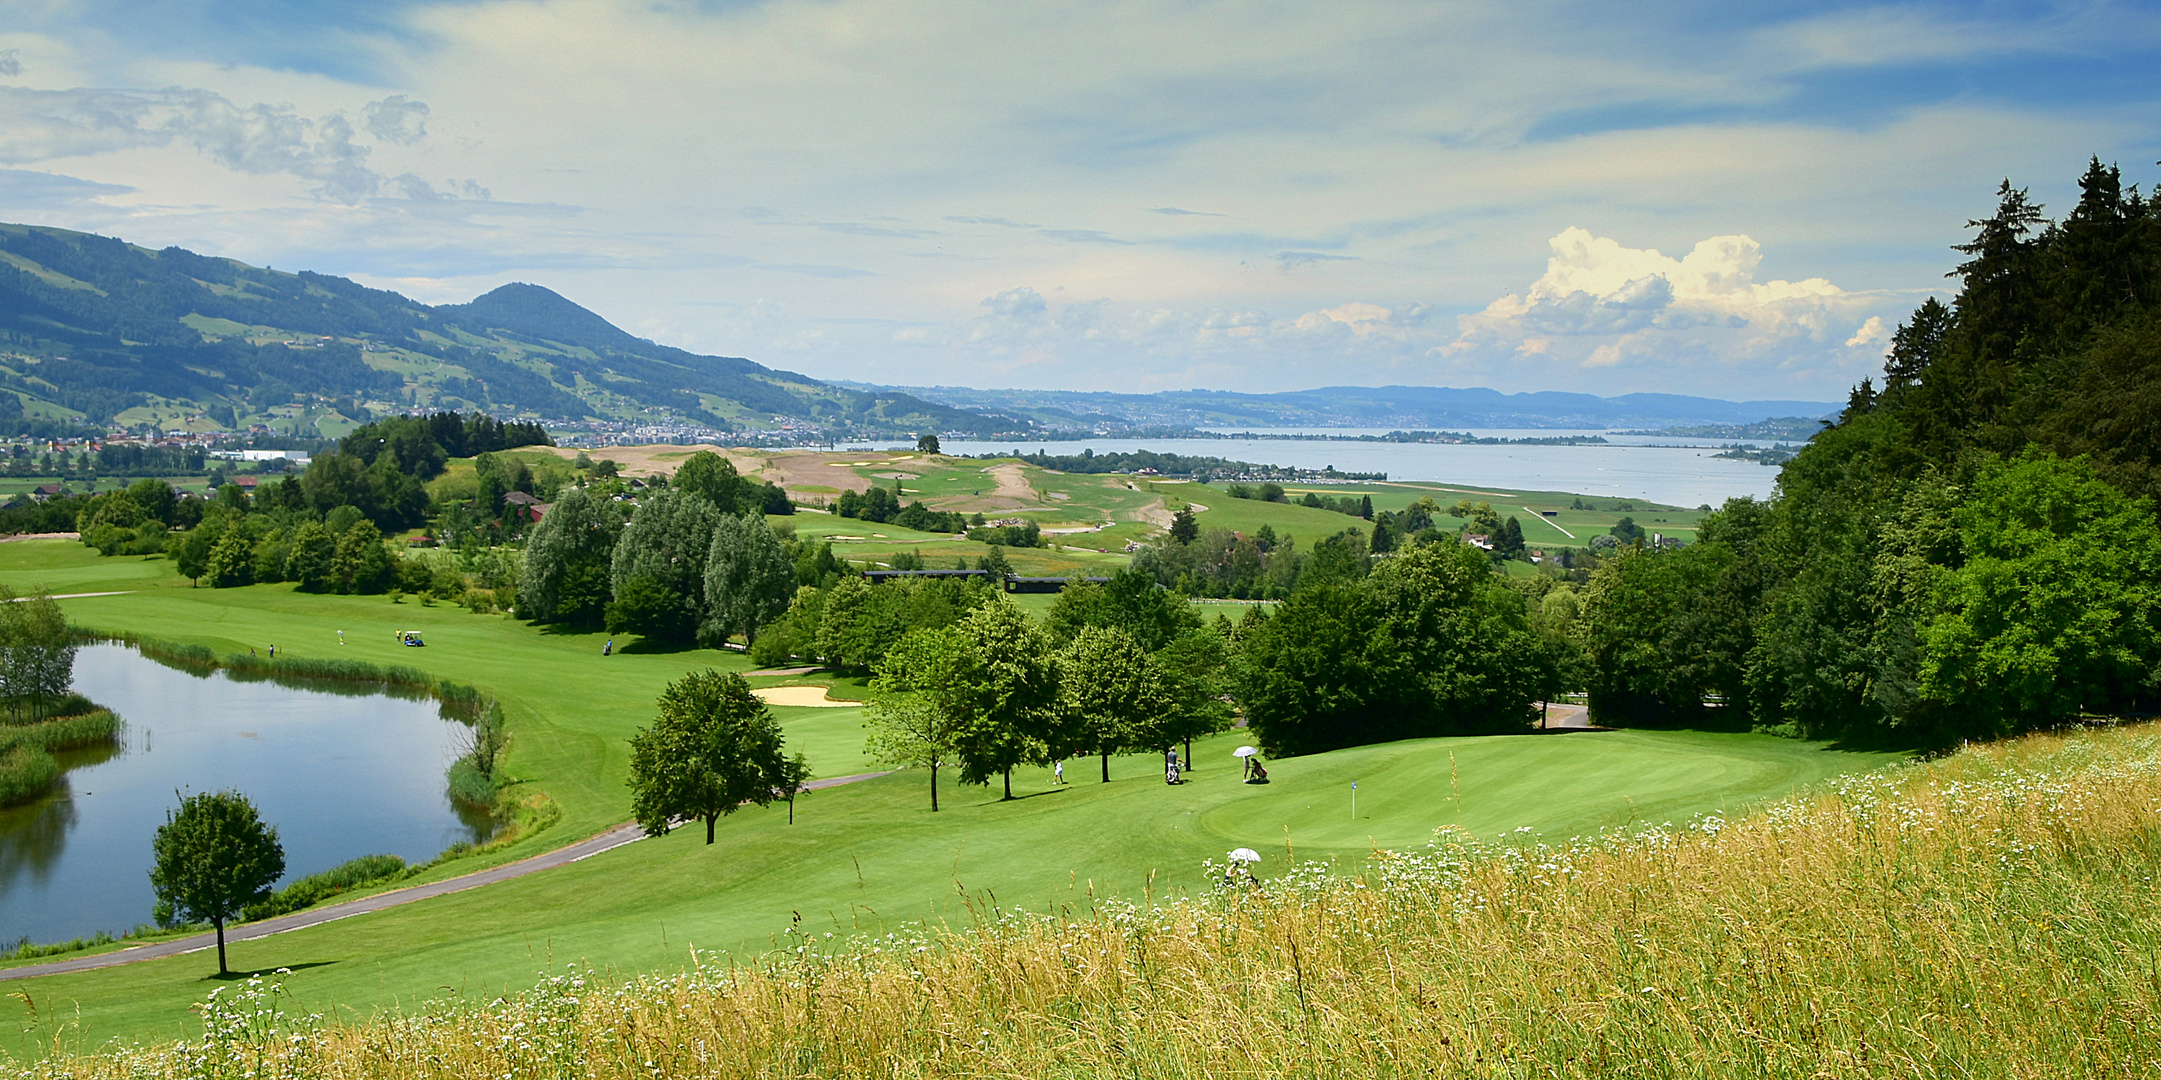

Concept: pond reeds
[[0, 707, 119, 806], [97, 630, 436, 697], [23, 724, 2161, 1078]]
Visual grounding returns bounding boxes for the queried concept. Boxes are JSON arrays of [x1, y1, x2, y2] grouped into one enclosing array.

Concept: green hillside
[[0, 224, 1022, 440]]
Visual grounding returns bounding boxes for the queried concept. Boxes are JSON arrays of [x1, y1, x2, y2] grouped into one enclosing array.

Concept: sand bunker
[[751, 686, 864, 708]]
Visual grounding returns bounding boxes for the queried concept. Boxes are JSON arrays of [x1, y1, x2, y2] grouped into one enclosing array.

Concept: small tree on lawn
[[951, 599, 1059, 800], [149, 790, 286, 976], [865, 626, 975, 811], [628, 670, 802, 844], [1058, 625, 1176, 782]]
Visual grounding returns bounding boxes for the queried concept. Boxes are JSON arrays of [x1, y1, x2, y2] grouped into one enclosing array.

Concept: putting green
[[1196, 729, 1877, 848], [0, 540, 1905, 1054]]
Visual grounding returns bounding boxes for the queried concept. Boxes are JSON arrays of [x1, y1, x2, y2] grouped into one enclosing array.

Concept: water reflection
[[0, 644, 491, 945], [0, 781, 77, 891]]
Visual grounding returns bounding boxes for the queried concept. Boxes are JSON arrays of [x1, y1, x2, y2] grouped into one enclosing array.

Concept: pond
[[0, 644, 491, 946]]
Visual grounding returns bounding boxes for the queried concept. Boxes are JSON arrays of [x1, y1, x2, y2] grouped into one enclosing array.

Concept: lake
[[0, 644, 490, 946], [938, 432, 1785, 509]]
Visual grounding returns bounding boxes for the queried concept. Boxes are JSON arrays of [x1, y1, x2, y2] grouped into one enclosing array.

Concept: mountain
[[842, 383, 1841, 432], [0, 223, 1023, 440], [0, 221, 1838, 443]]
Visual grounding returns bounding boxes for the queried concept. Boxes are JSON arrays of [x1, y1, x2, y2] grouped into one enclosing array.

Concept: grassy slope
[[1189, 483, 1707, 550], [4, 540, 1900, 1053]]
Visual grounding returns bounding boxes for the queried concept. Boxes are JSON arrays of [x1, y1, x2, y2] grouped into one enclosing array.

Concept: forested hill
[[0, 223, 1020, 439], [1579, 156, 2161, 747]]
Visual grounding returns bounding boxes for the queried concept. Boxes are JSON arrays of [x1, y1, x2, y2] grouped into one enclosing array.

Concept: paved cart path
[[0, 770, 892, 982]]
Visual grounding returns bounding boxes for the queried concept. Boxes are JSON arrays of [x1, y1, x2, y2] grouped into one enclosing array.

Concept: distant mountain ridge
[[0, 221, 1835, 441], [842, 382, 1841, 432], [0, 223, 1017, 439]]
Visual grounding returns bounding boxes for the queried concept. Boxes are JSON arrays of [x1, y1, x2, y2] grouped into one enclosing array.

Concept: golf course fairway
[[1, 541, 1906, 1054]]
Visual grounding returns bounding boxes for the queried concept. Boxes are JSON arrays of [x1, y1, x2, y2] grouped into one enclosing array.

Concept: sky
[[0, 1, 2156, 402]]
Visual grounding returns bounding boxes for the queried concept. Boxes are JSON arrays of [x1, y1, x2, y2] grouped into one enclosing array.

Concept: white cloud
[[0, 0, 2140, 400], [1444, 227, 1896, 390]]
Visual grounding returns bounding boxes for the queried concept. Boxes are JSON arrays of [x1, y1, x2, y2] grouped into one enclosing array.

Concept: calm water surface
[[0, 644, 488, 945], [941, 435, 1785, 508]]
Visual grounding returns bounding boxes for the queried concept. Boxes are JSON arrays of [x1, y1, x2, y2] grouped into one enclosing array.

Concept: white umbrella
[[1228, 848, 1262, 863], [1232, 746, 1258, 758]]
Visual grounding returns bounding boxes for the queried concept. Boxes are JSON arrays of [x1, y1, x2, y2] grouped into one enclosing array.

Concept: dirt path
[[0, 771, 893, 983], [981, 463, 1038, 507]]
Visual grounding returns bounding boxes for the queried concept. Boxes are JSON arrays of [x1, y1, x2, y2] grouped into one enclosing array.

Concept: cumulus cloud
[[1445, 227, 1887, 379], [0, 50, 21, 78], [0, 85, 443, 202]]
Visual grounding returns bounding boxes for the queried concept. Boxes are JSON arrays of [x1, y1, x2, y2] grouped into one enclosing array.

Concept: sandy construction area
[[528, 444, 773, 480], [751, 685, 865, 708], [762, 450, 912, 498]]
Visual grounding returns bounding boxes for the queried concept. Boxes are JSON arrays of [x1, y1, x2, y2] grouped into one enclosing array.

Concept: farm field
[[0, 540, 1901, 1054]]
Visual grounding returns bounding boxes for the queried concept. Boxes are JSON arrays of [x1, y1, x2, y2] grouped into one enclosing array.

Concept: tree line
[[521, 450, 803, 645], [862, 570, 1235, 808], [1565, 157, 2161, 745]]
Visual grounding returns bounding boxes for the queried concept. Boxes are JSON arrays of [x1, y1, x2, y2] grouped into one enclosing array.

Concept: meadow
[[0, 540, 1897, 1055], [20, 722, 2153, 1078]]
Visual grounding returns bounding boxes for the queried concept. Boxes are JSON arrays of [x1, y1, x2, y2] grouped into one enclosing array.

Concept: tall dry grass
[[21, 726, 2161, 1079]]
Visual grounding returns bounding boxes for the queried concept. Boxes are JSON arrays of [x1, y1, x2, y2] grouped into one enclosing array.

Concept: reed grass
[[0, 744, 57, 806], [0, 710, 117, 757], [19, 724, 2160, 1078], [94, 630, 437, 698]]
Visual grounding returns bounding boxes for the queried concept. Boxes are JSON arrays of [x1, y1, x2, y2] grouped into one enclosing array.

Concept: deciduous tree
[[674, 451, 746, 513], [519, 486, 621, 626], [609, 489, 724, 643], [149, 790, 285, 976], [703, 514, 794, 647], [865, 627, 975, 811], [628, 670, 803, 844], [1057, 626, 1174, 782], [951, 600, 1059, 799]]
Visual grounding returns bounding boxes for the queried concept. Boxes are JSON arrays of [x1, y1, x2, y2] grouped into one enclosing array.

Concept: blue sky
[[1, 0, 2155, 400]]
